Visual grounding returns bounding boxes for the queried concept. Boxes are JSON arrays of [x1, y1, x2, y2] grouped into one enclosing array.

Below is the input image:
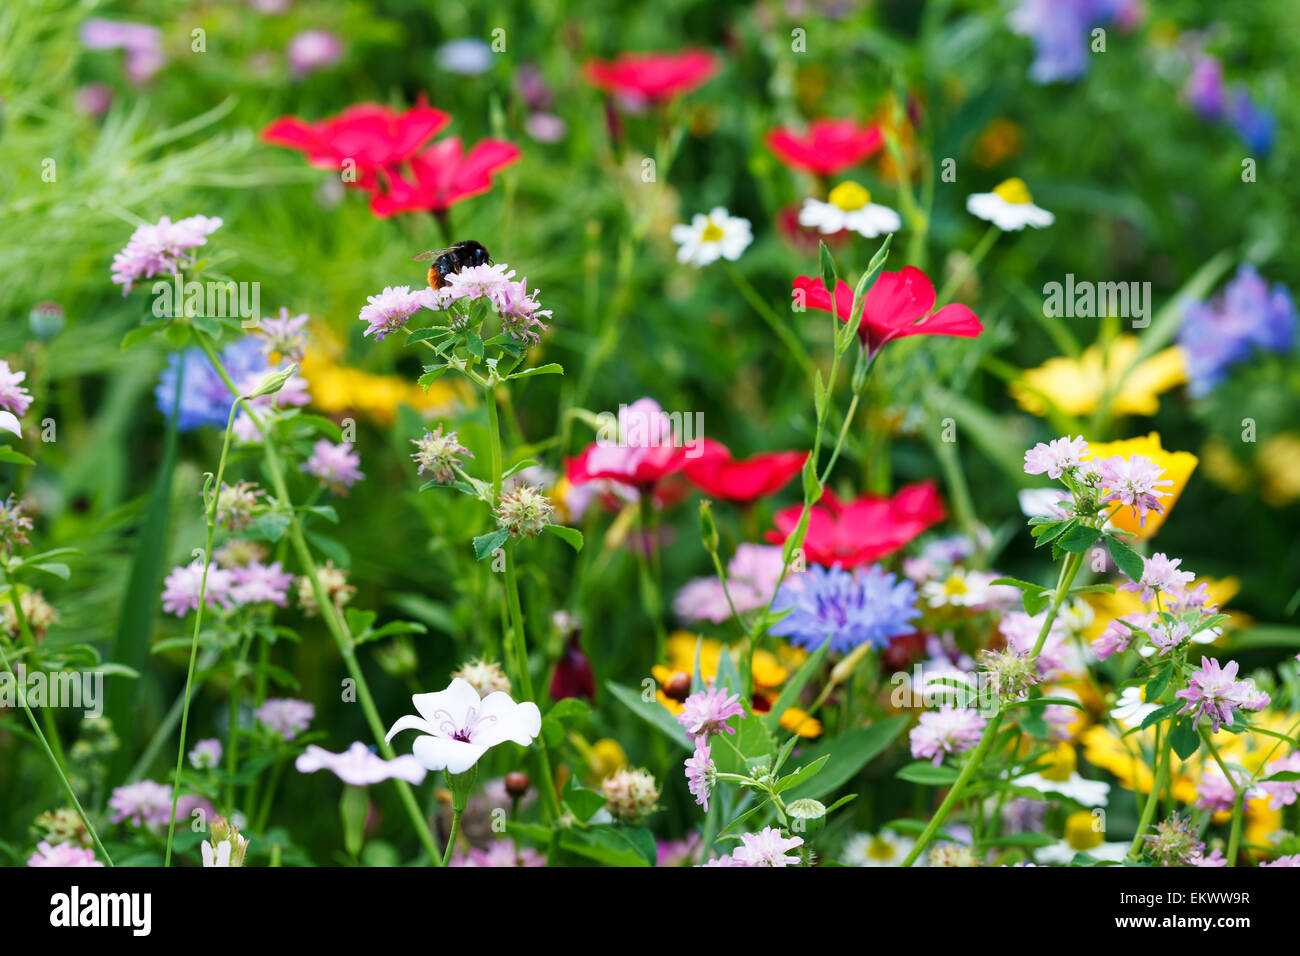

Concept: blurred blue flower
[[769, 564, 919, 654], [155, 337, 267, 431], [1177, 264, 1295, 397], [1008, 0, 1136, 84], [1183, 55, 1226, 121], [1227, 88, 1276, 156]]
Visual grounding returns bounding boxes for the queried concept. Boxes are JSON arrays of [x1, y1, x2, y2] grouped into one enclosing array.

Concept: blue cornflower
[[155, 337, 266, 431], [1008, 0, 1135, 85], [768, 564, 919, 654], [1177, 264, 1295, 397], [1227, 89, 1276, 157]]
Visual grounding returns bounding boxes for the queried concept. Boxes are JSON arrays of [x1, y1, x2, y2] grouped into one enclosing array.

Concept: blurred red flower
[[766, 118, 883, 177], [684, 447, 807, 502], [567, 437, 727, 492], [792, 266, 982, 354], [262, 100, 449, 188], [369, 136, 522, 217], [582, 49, 718, 101], [765, 482, 945, 568], [550, 633, 595, 701]]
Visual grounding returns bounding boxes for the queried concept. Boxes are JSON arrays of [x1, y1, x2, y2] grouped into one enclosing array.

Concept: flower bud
[[29, 302, 65, 340], [662, 671, 692, 703], [787, 798, 827, 835], [452, 658, 511, 697], [495, 484, 555, 537], [505, 772, 531, 799], [601, 767, 660, 823], [410, 425, 473, 484]]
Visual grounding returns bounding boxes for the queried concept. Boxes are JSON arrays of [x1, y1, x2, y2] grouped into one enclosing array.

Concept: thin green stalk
[[1128, 725, 1174, 860], [441, 810, 462, 867], [725, 263, 815, 382], [193, 332, 441, 864], [0, 639, 113, 865], [1201, 727, 1243, 866], [7, 583, 68, 771], [937, 224, 1000, 305], [164, 398, 240, 865]]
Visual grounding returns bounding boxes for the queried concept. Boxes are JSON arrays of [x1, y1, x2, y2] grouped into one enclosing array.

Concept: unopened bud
[[505, 772, 531, 799]]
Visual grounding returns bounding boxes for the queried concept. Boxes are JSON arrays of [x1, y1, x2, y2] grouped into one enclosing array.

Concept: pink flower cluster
[[909, 704, 987, 766], [1093, 454, 1172, 527], [301, 440, 365, 492], [254, 698, 316, 740], [672, 544, 784, 623], [110, 215, 223, 292], [678, 686, 745, 814], [27, 841, 104, 867], [160, 558, 294, 616], [1175, 657, 1270, 733], [108, 780, 212, 828], [1023, 435, 1089, 480], [357, 264, 550, 344], [1121, 552, 1196, 604], [699, 827, 804, 867]]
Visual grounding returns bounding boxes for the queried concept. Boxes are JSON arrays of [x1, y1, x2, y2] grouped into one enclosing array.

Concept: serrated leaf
[[472, 529, 510, 560], [1106, 534, 1145, 582]]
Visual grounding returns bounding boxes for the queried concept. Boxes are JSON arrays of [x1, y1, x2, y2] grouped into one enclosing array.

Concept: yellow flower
[[1012, 336, 1187, 418], [590, 738, 627, 778], [1084, 432, 1197, 539], [301, 335, 466, 424], [1257, 433, 1300, 506], [1198, 437, 1251, 493], [778, 706, 822, 738]]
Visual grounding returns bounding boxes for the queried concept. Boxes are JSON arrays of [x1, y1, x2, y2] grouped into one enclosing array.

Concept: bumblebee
[[413, 240, 492, 289]]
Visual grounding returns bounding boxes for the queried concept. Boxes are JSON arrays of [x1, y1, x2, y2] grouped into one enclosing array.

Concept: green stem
[[1128, 724, 1174, 861], [6, 583, 68, 771], [193, 332, 441, 864], [0, 639, 113, 865], [441, 809, 462, 867], [937, 224, 1000, 305], [725, 263, 816, 383]]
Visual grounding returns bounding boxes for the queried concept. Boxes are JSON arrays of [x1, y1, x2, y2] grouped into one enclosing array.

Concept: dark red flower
[[261, 100, 449, 187], [582, 49, 719, 102], [369, 136, 521, 217], [766, 118, 884, 177], [792, 266, 982, 354], [765, 482, 946, 568], [550, 633, 595, 701], [684, 447, 807, 503]]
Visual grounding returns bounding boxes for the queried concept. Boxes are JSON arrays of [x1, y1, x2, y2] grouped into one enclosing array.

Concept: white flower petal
[[410, 678, 481, 727], [412, 734, 488, 774], [472, 693, 542, 748], [384, 713, 438, 745], [0, 411, 21, 438]]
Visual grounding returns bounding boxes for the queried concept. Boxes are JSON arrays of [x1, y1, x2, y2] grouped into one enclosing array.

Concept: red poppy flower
[[684, 447, 808, 503], [582, 49, 718, 102], [792, 266, 982, 354], [766, 118, 884, 177], [368, 137, 522, 217], [261, 100, 449, 187], [765, 482, 945, 568], [567, 437, 727, 492]]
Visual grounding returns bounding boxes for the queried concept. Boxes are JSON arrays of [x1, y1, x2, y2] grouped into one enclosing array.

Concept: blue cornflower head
[[1177, 264, 1296, 397], [1228, 89, 1276, 157], [769, 564, 919, 654], [156, 336, 267, 430]]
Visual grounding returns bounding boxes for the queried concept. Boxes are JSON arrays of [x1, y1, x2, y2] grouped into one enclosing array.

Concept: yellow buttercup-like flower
[[1257, 433, 1300, 506], [1084, 432, 1197, 539], [1012, 336, 1187, 418], [301, 334, 466, 424]]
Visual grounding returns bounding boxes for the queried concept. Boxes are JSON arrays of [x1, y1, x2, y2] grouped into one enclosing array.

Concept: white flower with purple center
[[909, 705, 986, 766], [110, 214, 222, 292], [1023, 435, 1089, 480], [295, 741, 428, 786], [160, 559, 237, 617], [301, 439, 364, 491], [385, 678, 541, 774], [255, 698, 316, 740], [769, 564, 919, 655]]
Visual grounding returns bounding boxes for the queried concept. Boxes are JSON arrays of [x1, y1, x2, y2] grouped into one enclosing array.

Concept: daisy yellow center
[[993, 177, 1033, 204], [1065, 811, 1104, 851], [1040, 741, 1077, 783], [828, 181, 871, 211], [867, 836, 896, 861], [942, 573, 969, 597], [700, 219, 726, 241]]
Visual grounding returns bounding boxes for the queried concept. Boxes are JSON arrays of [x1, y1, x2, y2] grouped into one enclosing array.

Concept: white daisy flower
[[1035, 810, 1127, 865], [966, 178, 1054, 230], [798, 181, 901, 238], [920, 569, 1019, 609], [841, 830, 915, 867], [1016, 771, 1110, 807], [670, 206, 753, 267], [1110, 685, 1159, 728]]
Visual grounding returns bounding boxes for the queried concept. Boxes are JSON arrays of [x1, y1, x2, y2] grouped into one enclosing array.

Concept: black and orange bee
[[412, 240, 492, 289]]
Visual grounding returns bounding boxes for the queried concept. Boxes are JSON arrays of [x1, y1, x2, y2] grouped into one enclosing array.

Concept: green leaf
[[0, 447, 35, 466], [466, 329, 484, 362], [510, 363, 564, 380], [787, 715, 909, 799], [606, 682, 691, 751], [1057, 524, 1102, 553], [544, 524, 583, 552], [1170, 717, 1200, 761], [710, 714, 775, 776], [559, 825, 655, 867], [561, 780, 607, 823], [472, 529, 510, 560], [1106, 534, 1145, 582], [773, 754, 830, 793], [250, 512, 291, 543], [762, 638, 830, 734], [897, 761, 959, 785], [417, 365, 448, 391]]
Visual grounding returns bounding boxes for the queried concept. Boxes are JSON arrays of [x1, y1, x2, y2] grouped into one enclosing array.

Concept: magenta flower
[[0, 360, 34, 417], [1091, 612, 1154, 660], [732, 827, 804, 867], [302, 440, 364, 491], [80, 18, 164, 84], [27, 841, 104, 867], [230, 560, 294, 606], [450, 839, 546, 867], [255, 698, 316, 739], [295, 741, 427, 786], [1176, 657, 1247, 733], [1023, 435, 1089, 479], [684, 738, 714, 811], [108, 780, 212, 827], [909, 705, 986, 766], [1258, 753, 1300, 810], [677, 687, 745, 739], [161, 559, 236, 616], [1121, 552, 1196, 603], [1094, 454, 1172, 527], [110, 215, 222, 292], [358, 285, 434, 339]]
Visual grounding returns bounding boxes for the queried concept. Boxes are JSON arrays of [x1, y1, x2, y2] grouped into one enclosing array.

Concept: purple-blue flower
[[1177, 264, 1295, 397], [1008, 0, 1136, 84], [769, 564, 919, 654], [1227, 88, 1276, 156], [155, 337, 267, 430]]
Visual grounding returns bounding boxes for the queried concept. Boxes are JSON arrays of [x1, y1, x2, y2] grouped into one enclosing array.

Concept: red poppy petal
[[685, 449, 807, 502], [863, 266, 937, 332]]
